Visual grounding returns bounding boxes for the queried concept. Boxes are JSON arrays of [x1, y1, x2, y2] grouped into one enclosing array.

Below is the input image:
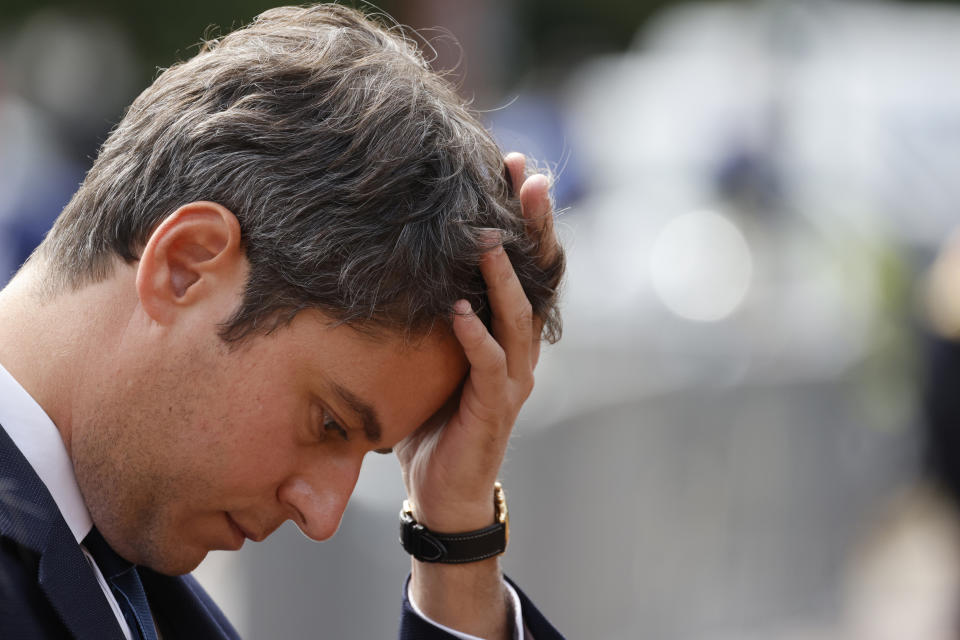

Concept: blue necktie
[[82, 527, 160, 640]]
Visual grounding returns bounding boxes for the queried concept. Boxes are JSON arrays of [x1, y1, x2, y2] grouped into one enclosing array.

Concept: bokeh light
[[648, 209, 753, 322]]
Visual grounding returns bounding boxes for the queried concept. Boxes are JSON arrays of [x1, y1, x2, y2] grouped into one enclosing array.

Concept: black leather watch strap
[[400, 515, 506, 563], [399, 482, 509, 564]]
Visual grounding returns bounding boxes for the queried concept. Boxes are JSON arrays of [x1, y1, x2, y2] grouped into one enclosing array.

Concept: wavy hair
[[38, 4, 563, 343]]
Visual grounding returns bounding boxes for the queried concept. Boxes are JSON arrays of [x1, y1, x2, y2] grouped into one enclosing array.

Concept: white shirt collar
[[0, 362, 92, 543]]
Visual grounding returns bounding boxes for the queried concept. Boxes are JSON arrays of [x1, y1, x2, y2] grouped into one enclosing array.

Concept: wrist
[[401, 482, 510, 565], [407, 499, 495, 533], [410, 558, 510, 640]]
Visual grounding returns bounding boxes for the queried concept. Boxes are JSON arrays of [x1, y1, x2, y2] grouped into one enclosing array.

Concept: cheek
[[201, 393, 303, 490]]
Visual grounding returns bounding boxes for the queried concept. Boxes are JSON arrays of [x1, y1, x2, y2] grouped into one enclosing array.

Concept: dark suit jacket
[[0, 423, 563, 639]]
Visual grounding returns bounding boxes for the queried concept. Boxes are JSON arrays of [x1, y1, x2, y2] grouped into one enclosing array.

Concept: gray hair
[[37, 3, 563, 343]]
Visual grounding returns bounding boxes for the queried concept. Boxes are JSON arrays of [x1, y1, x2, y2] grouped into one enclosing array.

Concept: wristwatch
[[399, 482, 509, 564]]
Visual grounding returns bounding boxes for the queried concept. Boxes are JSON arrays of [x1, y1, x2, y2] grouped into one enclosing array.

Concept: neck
[[0, 260, 135, 454]]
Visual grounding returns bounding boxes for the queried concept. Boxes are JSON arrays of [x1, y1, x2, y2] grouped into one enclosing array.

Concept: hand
[[395, 152, 559, 532]]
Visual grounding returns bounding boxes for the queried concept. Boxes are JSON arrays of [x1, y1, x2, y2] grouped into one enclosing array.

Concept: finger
[[506, 154, 558, 354], [531, 315, 544, 367], [519, 173, 559, 268], [451, 300, 508, 403], [480, 241, 534, 380], [504, 152, 526, 197]]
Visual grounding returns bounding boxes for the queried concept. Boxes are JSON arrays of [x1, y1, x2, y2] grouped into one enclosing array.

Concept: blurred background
[[5, 0, 960, 638]]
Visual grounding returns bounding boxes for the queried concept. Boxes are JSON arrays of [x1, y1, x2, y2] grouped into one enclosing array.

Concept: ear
[[136, 201, 244, 325]]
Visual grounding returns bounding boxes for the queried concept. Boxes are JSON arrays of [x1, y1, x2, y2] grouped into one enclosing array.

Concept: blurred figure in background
[[840, 234, 960, 640], [924, 231, 960, 510]]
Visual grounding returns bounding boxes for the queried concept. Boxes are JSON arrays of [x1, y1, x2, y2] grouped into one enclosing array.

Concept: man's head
[[36, 3, 562, 343], [17, 4, 563, 574]]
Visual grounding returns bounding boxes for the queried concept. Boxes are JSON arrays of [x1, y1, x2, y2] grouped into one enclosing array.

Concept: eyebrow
[[330, 382, 385, 448]]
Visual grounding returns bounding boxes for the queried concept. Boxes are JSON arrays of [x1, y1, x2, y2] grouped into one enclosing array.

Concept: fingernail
[[454, 299, 472, 315]]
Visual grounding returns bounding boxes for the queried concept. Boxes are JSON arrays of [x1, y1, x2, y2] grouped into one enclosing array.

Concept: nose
[[277, 455, 363, 541]]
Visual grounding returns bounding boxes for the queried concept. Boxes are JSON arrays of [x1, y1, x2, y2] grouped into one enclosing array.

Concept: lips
[[226, 513, 264, 543], [225, 513, 250, 549]]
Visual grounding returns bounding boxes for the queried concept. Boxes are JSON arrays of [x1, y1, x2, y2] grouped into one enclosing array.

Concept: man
[[0, 5, 565, 640]]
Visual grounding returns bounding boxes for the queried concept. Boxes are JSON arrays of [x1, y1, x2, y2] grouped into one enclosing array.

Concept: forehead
[[258, 312, 468, 443]]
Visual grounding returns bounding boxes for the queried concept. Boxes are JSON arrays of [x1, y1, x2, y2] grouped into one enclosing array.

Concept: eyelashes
[[317, 409, 349, 443], [324, 414, 349, 441]]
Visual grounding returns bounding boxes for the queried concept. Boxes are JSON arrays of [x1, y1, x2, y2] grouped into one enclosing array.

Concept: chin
[[140, 546, 208, 576]]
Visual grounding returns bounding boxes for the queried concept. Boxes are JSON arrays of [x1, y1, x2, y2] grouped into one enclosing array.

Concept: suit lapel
[[0, 423, 125, 640]]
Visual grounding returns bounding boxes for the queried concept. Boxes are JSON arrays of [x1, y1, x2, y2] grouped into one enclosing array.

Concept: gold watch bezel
[[494, 481, 509, 548]]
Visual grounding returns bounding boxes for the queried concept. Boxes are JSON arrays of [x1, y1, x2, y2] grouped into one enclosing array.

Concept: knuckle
[[466, 323, 487, 347], [463, 395, 500, 426], [458, 323, 487, 354], [495, 264, 515, 288], [514, 303, 534, 333], [467, 335, 490, 357], [490, 349, 508, 373], [521, 372, 535, 398]]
